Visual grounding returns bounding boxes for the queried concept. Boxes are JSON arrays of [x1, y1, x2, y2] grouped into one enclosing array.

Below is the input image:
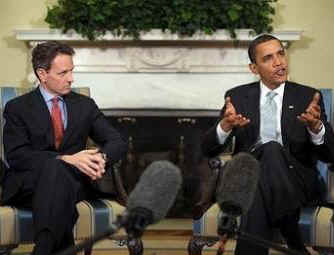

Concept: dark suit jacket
[[1, 88, 127, 204], [202, 81, 334, 204]]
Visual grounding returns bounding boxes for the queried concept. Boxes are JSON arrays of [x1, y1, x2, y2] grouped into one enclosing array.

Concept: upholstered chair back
[[0, 86, 90, 162]]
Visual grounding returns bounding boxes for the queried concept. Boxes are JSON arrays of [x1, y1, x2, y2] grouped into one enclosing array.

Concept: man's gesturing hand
[[59, 148, 106, 180], [219, 97, 250, 132], [297, 92, 323, 134]]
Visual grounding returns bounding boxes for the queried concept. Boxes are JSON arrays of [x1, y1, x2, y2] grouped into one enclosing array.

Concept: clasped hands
[[59, 148, 107, 180], [220, 92, 323, 134]]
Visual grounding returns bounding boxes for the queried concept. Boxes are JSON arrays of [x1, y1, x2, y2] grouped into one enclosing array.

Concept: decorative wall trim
[[15, 29, 302, 42]]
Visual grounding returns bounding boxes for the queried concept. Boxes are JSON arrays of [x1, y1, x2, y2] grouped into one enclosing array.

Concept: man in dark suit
[[202, 34, 334, 254], [1, 41, 128, 255]]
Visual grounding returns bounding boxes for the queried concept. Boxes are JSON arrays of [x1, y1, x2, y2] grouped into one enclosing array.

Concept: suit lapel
[[243, 82, 261, 142], [60, 92, 80, 149], [31, 88, 54, 147], [281, 82, 298, 146]]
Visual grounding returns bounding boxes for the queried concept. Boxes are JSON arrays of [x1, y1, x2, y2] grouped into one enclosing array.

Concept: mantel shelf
[[15, 29, 302, 43]]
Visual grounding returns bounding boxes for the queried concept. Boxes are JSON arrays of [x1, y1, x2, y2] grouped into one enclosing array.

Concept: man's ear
[[248, 63, 258, 75], [36, 68, 47, 83]]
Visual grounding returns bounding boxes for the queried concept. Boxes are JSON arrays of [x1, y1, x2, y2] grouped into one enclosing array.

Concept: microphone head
[[216, 152, 260, 216], [126, 160, 182, 223]]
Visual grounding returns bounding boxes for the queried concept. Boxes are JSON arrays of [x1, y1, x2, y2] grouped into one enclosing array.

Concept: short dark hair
[[32, 41, 75, 80], [248, 34, 284, 64]]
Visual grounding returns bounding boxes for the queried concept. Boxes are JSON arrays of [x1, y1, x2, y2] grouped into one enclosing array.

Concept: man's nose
[[273, 55, 281, 66], [67, 72, 74, 83]]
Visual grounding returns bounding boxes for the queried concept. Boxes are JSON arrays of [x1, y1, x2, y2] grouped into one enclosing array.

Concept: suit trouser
[[10, 158, 93, 254], [234, 142, 307, 255]]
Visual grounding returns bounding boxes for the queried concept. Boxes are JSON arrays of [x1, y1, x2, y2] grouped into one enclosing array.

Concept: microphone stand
[[54, 215, 124, 255], [218, 216, 307, 255], [235, 230, 306, 255]]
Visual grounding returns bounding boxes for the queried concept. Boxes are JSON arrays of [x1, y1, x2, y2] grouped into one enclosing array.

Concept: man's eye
[[263, 56, 271, 62]]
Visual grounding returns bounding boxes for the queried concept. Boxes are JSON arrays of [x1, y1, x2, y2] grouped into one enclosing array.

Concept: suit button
[[289, 165, 294, 169]]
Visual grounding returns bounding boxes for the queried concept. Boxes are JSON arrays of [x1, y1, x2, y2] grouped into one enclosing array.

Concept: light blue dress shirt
[[39, 86, 68, 129]]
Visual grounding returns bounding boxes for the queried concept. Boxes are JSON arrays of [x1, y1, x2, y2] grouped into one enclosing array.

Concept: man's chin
[[265, 78, 287, 89], [274, 76, 288, 86], [61, 88, 72, 95]]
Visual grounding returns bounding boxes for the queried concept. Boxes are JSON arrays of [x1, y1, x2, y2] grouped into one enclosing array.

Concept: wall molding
[[15, 29, 302, 43]]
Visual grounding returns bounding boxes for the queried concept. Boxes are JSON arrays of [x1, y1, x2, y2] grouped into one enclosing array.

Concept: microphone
[[55, 160, 182, 255], [216, 152, 260, 217], [215, 153, 305, 255], [215, 152, 260, 236], [124, 160, 182, 238]]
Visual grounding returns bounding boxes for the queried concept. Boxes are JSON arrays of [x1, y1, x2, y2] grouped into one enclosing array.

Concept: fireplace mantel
[[15, 29, 302, 110], [15, 29, 301, 43]]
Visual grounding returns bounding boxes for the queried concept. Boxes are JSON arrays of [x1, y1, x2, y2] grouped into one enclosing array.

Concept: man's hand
[[297, 92, 323, 134], [59, 148, 106, 180], [219, 97, 250, 132]]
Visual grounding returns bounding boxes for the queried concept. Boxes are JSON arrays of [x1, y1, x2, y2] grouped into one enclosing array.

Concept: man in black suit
[[202, 34, 334, 254], [1, 41, 128, 255]]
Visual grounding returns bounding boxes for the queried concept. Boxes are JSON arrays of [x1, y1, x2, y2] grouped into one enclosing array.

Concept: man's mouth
[[275, 68, 286, 77]]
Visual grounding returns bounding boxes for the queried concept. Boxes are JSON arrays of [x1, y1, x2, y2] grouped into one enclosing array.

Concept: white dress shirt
[[216, 82, 325, 146]]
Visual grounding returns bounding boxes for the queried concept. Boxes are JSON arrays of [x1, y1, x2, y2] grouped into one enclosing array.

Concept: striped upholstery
[[194, 88, 334, 249], [193, 204, 220, 236], [310, 207, 334, 247], [0, 200, 119, 245], [307, 88, 334, 248], [0, 86, 119, 248], [318, 88, 334, 203], [0, 87, 34, 161]]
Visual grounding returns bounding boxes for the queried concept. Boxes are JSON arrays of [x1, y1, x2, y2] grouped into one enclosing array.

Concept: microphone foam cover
[[127, 160, 182, 223], [216, 152, 260, 216]]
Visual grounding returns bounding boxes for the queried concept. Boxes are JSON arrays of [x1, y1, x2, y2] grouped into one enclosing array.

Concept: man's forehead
[[256, 40, 283, 56], [50, 54, 74, 69]]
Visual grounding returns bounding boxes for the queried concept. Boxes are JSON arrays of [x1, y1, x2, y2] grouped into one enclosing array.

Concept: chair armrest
[[112, 161, 128, 206]]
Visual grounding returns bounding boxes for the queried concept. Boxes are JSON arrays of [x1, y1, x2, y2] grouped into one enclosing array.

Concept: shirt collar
[[39, 85, 63, 103], [260, 81, 285, 99]]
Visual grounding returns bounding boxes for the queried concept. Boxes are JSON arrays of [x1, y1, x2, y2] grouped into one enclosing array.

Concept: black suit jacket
[[1, 88, 127, 204], [202, 81, 334, 203]]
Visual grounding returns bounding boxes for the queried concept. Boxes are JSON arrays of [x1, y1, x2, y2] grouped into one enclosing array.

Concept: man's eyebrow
[[262, 53, 273, 60], [57, 67, 74, 74], [262, 48, 285, 60]]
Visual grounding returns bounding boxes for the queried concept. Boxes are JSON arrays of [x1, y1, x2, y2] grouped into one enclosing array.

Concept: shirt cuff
[[216, 123, 232, 144], [307, 122, 325, 145]]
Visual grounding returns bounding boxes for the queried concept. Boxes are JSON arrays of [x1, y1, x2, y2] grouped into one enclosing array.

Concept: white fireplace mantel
[[15, 29, 302, 110], [15, 29, 302, 42]]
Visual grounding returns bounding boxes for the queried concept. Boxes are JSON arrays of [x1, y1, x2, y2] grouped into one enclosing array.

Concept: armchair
[[191, 88, 334, 254], [0, 86, 129, 255]]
